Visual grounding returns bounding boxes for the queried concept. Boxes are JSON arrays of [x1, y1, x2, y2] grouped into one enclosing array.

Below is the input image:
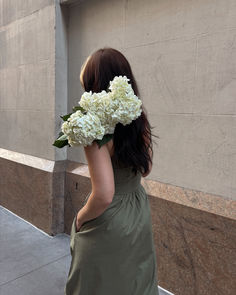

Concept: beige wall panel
[[67, 0, 236, 200], [0, 1, 56, 160]]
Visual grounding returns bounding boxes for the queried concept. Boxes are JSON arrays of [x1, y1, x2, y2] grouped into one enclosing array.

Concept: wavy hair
[[80, 47, 159, 176]]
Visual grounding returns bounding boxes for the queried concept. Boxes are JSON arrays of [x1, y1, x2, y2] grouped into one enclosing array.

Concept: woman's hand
[[76, 211, 84, 232]]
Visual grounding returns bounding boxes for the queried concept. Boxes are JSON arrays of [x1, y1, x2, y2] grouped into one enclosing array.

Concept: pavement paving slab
[[0, 205, 172, 295]]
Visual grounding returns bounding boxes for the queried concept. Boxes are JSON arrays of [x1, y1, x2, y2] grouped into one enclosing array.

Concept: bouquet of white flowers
[[52, 76, 142, 148]]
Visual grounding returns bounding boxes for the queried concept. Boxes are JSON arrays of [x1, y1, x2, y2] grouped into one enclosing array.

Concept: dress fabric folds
[[64, 156, 159, 295]]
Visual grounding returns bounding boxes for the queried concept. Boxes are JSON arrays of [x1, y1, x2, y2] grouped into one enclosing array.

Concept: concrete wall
[[0, 0, 60, 161], [0, 0, 68, 235], [67, 0, 236, 201]]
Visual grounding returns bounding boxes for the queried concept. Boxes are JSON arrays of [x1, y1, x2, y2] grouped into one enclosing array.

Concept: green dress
[[64, 156, 159, 295]]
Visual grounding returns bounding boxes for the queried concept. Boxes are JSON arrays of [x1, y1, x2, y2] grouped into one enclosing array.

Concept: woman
[[64, 47, 160, 295]]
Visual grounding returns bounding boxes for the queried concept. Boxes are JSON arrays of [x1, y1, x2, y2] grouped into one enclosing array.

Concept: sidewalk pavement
[[0, 205, 169, 295]]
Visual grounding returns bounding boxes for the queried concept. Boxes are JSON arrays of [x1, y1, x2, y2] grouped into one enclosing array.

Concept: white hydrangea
[[60, 76, 142, 147], [108, 75, 133, 97], [61, 110, 105, 147], [111, 94, 142, 126], [79, 75, 142, 131], [80, 90, 117, 134], [108, 76, 142, 125]]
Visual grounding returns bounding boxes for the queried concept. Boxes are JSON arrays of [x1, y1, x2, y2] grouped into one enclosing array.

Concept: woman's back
[[111, 155, 142, 194]]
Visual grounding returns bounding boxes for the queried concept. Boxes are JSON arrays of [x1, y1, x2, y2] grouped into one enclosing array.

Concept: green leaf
[[72, 105, 86, 113], [52, 138, 68, 148], [52, 133, 68, 148], [57, 133, 68, 141], [56, 131, 64, 138], [95, 134, 113, 149], [60, 113, 73, 121], [60, 106, 86, 122]]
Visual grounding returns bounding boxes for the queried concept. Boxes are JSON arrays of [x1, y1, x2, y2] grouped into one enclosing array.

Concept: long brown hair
[[80, 47, 159, 175]]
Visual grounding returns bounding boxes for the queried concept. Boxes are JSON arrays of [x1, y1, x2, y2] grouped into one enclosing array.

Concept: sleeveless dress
[[64, 156, 159, 295]]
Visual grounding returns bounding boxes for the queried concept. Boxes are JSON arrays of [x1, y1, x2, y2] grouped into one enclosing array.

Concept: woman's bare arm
[[76, 140, 115, 229]]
